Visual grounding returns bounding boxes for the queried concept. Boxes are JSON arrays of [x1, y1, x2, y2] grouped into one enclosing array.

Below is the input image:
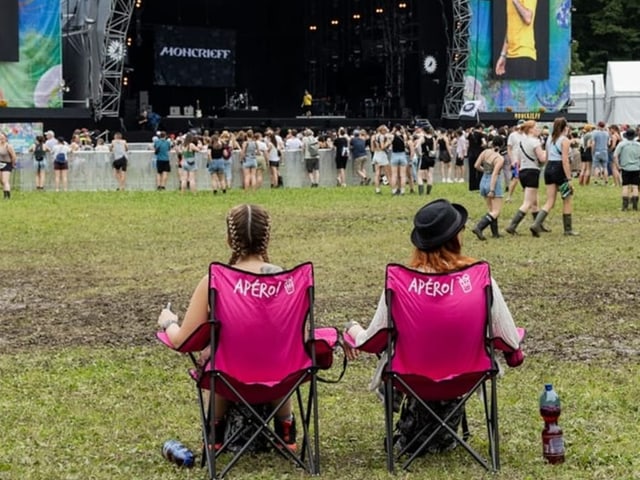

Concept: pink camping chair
[[158, 262, 342, 479], [346, 261, 525, 472]]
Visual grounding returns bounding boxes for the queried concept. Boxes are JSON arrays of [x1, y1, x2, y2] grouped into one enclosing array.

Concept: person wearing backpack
[[30, 135, 49, 190], [302, 129, 320, 187]]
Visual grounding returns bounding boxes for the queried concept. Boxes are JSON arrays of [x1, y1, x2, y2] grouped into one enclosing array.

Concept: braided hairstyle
[[226, 204, 272, 265]]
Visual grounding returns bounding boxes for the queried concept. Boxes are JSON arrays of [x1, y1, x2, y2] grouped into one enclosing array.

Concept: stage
[[0, 107, 587, 141]]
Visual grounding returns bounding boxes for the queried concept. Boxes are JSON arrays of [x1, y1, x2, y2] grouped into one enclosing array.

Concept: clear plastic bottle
[[539, 384, 565, 464], [162, 439, 195, 468]]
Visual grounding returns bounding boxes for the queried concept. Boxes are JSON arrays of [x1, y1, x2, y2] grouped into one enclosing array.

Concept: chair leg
[[491, 378, 500, 471], [384, 377, 395, 473], [311, 376, 321, 475]]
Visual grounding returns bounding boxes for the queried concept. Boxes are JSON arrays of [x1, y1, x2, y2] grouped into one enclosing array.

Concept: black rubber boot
[[632, 196, 638, 211], [490, 217, 502, 238], [3, 190, 9, 199], [532, 212, 551, 232], [426, 184, 433, 195], [506, 210, 526, 235], [472, 214, 493, 241], [530, 210, 548, 237], [563, 213, 579, 236], [622, 197, 629, 211], [418, 184, 424, 195]]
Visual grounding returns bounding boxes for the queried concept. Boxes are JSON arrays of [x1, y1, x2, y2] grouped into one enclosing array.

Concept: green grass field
[[0, 185, 638, 480]]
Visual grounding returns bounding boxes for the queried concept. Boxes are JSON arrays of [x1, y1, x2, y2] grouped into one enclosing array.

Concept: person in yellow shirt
[[495, 0, 538, 79], [301, 89, 313, 117]]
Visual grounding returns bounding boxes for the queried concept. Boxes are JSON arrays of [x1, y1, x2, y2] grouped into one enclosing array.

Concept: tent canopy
[[605, 61, 640, 125], [569, 74, 605, 124], [570, 74, 605, 99]]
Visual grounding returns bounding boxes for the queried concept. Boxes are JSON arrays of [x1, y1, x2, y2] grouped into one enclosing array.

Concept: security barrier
[[16, 148, 370, 191]]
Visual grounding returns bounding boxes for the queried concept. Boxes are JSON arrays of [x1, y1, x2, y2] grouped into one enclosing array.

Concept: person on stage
[[495, 0, 539, 79], [301, 90, 313, 117]]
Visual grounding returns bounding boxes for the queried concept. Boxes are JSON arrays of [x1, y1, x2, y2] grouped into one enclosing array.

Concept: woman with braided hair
[[157, 204, 298, 451]]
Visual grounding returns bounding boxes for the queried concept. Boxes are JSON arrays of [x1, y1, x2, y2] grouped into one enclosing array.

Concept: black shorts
[[455, 155, 465, 167], [269, 160, 279, 168], [519, 168, 540, 189], [112, 156, 128, 171], [156, 160, 171, 174], [420, 156, 435, 170], [305, 157, 319, 173], [336, 157, 348, 170], [621, 170, 640, 186], [544, 162, 568, 186], [439, 151, 451, 163], [54, 161, 68, 171], [0, 161, 13, 172]]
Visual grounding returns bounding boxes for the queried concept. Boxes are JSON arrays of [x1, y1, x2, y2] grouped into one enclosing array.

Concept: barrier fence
[[14, 148, 374, 191]]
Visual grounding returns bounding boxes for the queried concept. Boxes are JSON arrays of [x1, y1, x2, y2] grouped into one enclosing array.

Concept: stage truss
[[93, 0, 136, 120], [442, 0, 471, 119]]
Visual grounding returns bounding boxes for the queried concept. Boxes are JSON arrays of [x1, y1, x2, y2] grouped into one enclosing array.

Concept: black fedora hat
[[411, 199, 468, 251]]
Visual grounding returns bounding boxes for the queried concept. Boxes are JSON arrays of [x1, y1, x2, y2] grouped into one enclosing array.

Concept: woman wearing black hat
[[345, 198, 522, 362]]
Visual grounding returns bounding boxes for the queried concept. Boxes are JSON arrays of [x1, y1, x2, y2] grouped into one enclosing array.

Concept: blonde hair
[[226, 204, 272, 265], [521, 120, 537, 135]]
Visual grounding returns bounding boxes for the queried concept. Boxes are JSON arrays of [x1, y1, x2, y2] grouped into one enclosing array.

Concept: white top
[[507, 131, 525, 163], [285, 137, 303, 151]]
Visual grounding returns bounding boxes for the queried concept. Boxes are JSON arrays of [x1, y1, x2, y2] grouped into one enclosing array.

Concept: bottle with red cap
[[539, 384, 565, 464]]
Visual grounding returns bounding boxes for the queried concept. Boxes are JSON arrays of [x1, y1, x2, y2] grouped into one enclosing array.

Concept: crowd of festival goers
[[3, 120, 639, 236]]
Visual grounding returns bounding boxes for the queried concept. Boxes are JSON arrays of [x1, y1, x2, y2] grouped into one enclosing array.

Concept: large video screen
[[0, 0, 62, 108], [492, 0, 549, 80], [0, 0, 19, 62], [464, 0, 570, 112], [154, 26, 236, 88]]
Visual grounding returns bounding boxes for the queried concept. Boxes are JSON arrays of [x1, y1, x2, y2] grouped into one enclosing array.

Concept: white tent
[[569, 74, 605, 124], [605, 61, 640, 125]]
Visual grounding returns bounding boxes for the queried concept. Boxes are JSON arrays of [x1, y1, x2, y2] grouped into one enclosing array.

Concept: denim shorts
[[182, 159, 197, 172], [479, 173, 504, 198], [208, 158, 225, 174], [390, 152, 408, 167], [242, 157, 257, 169]]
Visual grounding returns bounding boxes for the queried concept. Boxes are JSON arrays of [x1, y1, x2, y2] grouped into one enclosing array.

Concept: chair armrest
[[344, 328, 393, 355], [492, 327, 526, 368], [492, 327, 526, 352]]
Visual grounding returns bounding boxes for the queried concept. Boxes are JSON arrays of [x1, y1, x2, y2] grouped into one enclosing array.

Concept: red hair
[[408, 236, 476, 272]]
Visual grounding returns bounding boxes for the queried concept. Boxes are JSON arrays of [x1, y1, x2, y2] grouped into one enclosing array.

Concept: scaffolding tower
[[93, 0, 136, 120], [442, 0, 471, 119]]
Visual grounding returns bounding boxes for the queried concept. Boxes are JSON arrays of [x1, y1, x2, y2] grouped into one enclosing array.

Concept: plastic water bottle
[[162, 439, 195, 468], [539, 384, 565, 464]]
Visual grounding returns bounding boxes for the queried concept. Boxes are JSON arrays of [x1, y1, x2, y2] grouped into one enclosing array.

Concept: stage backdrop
[[0, 0, 62, 108], [153, 25, 236, 88], [464, 0, 570, 112], [0, 122, 43, 153]]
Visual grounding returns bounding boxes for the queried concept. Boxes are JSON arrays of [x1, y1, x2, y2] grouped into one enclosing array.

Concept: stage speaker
[[139, 91, 149, 112], [183, 105, 194, 116], [169, 106, 180, 116]]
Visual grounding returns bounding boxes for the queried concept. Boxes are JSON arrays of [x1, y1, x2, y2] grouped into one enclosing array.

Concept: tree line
[[572, 0, 640, 74]]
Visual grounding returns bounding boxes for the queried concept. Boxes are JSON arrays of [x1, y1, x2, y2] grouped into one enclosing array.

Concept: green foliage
[[573, 0, 640, 74], [0, 187, 638, 479]]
